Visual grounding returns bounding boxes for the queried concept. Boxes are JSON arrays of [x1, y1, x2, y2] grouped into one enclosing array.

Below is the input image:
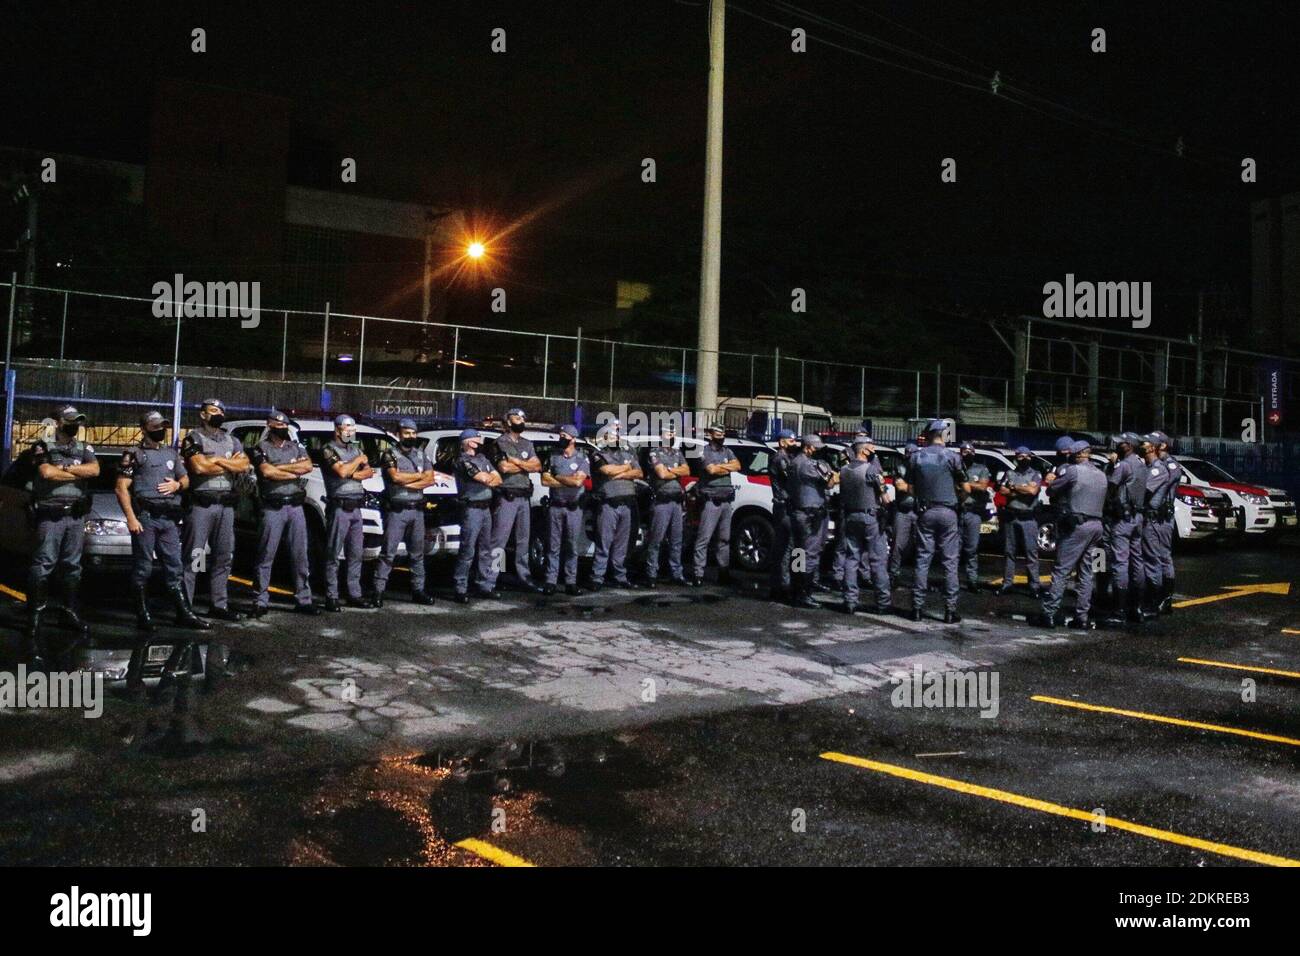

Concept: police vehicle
[[1175, 456, 1286, 538]]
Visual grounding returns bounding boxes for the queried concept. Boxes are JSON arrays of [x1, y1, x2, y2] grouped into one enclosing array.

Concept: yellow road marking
[[989, 574, 1052, 586], [453, 838, 536, 867], [0, 583, 27, 602], [1178, 657, 1300, 680], [820, 752, 1300, 867], [228, 574, 295, 597], [1032, 695, 1300, 747], [1282, 628, 1300, 636], [1173, 582, 1291, 609]]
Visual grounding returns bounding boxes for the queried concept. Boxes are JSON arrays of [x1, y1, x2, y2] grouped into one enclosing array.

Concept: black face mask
[[509, 422, 526, 433], [206, 414, 225, 429], [146, 428, 167, 443], [400, 437, 418, 449], [1016, 458, 1030, 467], [270, 426, 290, 440], [61, 423, 80, 438]]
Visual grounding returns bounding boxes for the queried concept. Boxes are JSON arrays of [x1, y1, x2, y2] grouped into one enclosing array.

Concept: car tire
[[1036, 521, 1057, 558], [731, 511, 774, 573]]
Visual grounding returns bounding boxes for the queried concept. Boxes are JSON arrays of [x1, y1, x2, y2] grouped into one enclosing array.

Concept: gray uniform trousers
[[454, 505, 496, 594], [1002, 513, 1041, 587], [643, 499, 684, 580], [592, 500, 633, 583], [133, 512, 183, 589], [325, 502, 366, 600], [1141, 513, 1174, 592], [958, 510, 983, 585], [491, 494, 535, 584], [183, 502, 236, 609], [790, 508, 828, 574], [692, 498, 732, 577], [1107, 514, 1145, 592], [770, 502, 792, 589], [840, 511, 891, 608], [255, 504, 312, 606], [888, 510, 916, 578], [30, 514, 85, 591], [810, 511, 832, 584], [913, 506, 960, 613], [1044, 518, 1104, 617], [545, 502, 584, 586], [374, 508, 426, 594]]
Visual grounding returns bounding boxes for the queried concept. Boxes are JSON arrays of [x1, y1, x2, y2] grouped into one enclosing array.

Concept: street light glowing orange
[[466, 241, 485, 259]]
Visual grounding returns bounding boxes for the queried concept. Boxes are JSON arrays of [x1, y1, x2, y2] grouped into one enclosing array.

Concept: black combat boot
[[1158, 577, 1175, 615], [1100, 587, 1128, 628], [943, 609, 963, 624], [411, 590, 435, 605], [168, 584, 210, 630], [59, 578, 90, 636], [22, 579, 49, 668], [132, 584, 156, 632], [793, 574, 819, 609], [1068, 614, 1096, 630]]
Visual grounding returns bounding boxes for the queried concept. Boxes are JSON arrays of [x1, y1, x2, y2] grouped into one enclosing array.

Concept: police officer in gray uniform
[[452, 428, 501, 602], [116, 409, 207, 633], [1040, 439, 1108, 628], [587, 422, 642, 590], [996, 446, 1043, 596], [641, 423, 689, 587], [768, 429, 798, 600], [1140, 430, 1182, 616], [1099, 432, 1147, 628], [908, 421, 964, 623], [837, 438, 892, 614], [247, 411, 320, 617], [786, 434, 836, 609], [373, 418, 436, 606], [319, 414, 377, 611], [541, 424, 590, 595], [888, 442, 919, 589], [690, 423, 740, 586], [956, 441, 991, 593], [24, 405, 100, 662], [490, 408, 544, 593], [181, 398, 249, 621]]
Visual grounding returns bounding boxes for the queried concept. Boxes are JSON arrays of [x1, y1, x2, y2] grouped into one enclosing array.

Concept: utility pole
[[695, 0, 725, 422]]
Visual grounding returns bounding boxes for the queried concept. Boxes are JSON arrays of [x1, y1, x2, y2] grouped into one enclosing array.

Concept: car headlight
[[1243, 493, 1269, 506], [84, 518, 129, 536]]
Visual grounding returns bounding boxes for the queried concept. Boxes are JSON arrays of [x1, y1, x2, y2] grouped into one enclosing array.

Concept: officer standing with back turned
[[1039, 439, 1108, 628], [373, 418, 436, 607], [908, 420, 964, 623], [786, 433, 836, 608], [1099, 432, 1147, 628], [956, 441, 991, 593], [25, 404, 99, 664], [767, 429, 798, 602], [247, 410, 320, 617]]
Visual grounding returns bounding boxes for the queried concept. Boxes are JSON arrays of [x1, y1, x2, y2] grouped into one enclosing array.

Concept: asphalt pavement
[[1, 538, 1297, 867]]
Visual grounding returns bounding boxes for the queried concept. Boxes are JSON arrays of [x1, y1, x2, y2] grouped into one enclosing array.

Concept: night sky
[[5, 0, 1299, 337]]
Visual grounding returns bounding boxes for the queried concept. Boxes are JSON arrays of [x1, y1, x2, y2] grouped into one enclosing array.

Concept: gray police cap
[[800, 433, 824, 448], [267, 409, 291, 425], [1069, 439, 1092, 454], [56, 404, 86, 424], [141, 410, 166, 429], [777, 428, 796, 440], [334, 414, 356, 428], [1054, 435, 1075, 453], [199, 398, 226, 412], [398, 417, 418, 431], [926, 419, 947, 433], [460, 428, 481, 441], [1014, 445, 1031, 455]]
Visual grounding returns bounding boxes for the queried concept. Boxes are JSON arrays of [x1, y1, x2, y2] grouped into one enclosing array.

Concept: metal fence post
[[749, 353, 755, 407], [59, 291, 68, 362], [357, 315, 366, 385], [171, 377, 184, 445], [542, 334, 550, 399], [172, 294, 182, 377], [608, 341, 615, 403], [574, 326, 582, 410], [451, 326, 460, 396], [4, 273, 16, 384], [914, 371, 920, 419], [281, 310, 288, 380], [2, 368, 15, 467], [680, 348, 687, 411], [320, 302, 330, 390], [859, 366, 865, 421]]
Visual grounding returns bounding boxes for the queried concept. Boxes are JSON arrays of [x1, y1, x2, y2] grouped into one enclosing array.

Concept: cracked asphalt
[[1, 539, 1297, 867]]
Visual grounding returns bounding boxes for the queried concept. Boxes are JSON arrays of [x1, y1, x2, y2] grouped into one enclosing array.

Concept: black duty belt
[[134, 498, 183, 518], [794, 506, 827, 516], [602, 495, 636, 507], [842, 508, 879, 517], [496, 487, 531, 501], [385, 499, 422, 512], [263, 494, 306, 509], [35, 499, 87, 518], [192, 491, 238, 507], [329, 498, 364, 512], [551, 500, 582, 511], [462, 499, 492, 509]]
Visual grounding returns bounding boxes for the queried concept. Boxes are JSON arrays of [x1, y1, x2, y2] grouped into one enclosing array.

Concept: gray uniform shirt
[[545, 449, 590, 504], [839, 459, 884, 512], [380, 444, 433, 504], [960, 460, 992, 513], [592, 446, 638, 500], [249, 436, 310, 501], [909, 445, 963, 507], [33, 438, 95, 503], [493, 433, 537, 493], [788, 453, 832, 510], [1106, 453, 1147, 512], [120, 442, 186, 503], [1002, 464, 1042, 514], [182, 425, 240, 495], [455, 451, 497, 503], [646, 445, 686, 500], [320, 439, 367, 500], [696, 443, 738, 500], [769, 447, 794, 506], [1049, 461, 1108, 519]]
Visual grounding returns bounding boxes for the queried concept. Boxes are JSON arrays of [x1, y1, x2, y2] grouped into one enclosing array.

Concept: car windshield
[[1179, 458, 1235, 483]]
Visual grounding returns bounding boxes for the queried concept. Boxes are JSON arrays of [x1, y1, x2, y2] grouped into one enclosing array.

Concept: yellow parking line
[[820, 752, 1300, 867], [1178, 657, 1300, 680], [453, 838, 536, 867], [228, 574, 295, 597], [0, 583, 27, 603], [989, 574, 1053, 586], [1031, 695, 1300, 747], [1282, 628, 1300, 636]]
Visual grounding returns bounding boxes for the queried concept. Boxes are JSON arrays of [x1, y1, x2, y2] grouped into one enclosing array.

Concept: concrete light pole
[[695, 0, 725, 425]]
